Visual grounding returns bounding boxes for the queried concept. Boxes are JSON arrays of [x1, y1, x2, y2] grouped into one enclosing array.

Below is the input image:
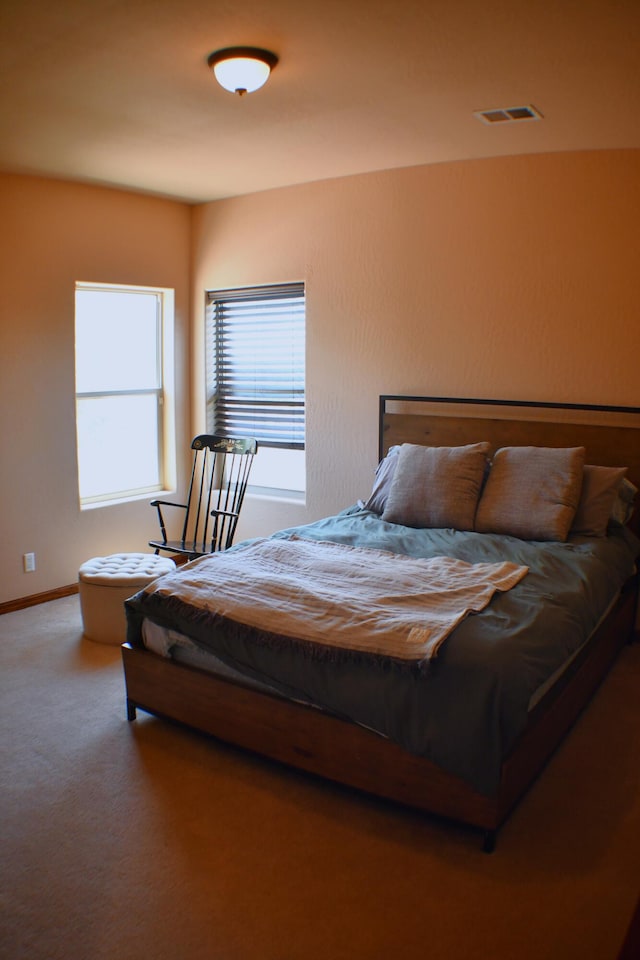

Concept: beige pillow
[[381, 442, 490, 530], [571, 464, 627, 537], [475, 446, 585, 541]]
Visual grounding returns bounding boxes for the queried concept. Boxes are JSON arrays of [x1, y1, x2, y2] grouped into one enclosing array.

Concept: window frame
[[205, 282, 306, 496], [74, 281, 175, 508]]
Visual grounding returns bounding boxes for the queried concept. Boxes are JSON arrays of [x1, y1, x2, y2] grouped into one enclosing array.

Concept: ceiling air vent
[[474, 104, 543, 125]]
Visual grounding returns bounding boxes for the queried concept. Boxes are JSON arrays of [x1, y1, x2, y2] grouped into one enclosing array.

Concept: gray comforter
[[125, 507, 639, 795]]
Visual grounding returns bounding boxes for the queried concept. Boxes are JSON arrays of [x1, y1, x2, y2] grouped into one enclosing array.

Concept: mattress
[[140, 585, 622, 714]]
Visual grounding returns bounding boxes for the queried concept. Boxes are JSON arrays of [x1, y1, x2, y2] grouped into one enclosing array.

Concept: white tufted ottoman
[[78, 553, 176, 645]]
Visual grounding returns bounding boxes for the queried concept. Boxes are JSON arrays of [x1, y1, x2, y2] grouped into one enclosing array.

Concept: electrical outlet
[[23, 552, 36, 573]]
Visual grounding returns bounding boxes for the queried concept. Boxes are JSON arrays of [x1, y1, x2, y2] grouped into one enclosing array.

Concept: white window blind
[[206, 283, 305, 449]]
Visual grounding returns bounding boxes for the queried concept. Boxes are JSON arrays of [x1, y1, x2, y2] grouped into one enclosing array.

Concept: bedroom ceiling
[[1, 0, 639, 204]]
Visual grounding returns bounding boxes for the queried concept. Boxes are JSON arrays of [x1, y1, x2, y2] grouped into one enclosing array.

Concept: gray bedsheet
[[125, 508, 639, 795]]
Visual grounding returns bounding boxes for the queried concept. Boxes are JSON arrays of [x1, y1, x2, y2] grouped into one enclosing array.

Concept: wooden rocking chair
[[149, 435, 257, 560]]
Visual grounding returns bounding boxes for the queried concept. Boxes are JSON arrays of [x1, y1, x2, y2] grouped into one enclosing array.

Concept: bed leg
[[482, 829, 497, 854], [126, 698, 137, 722]]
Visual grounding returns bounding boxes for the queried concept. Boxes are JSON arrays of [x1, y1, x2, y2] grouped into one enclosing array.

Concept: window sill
[[80, 489, 174, 511], [247, 487, 306, 506]]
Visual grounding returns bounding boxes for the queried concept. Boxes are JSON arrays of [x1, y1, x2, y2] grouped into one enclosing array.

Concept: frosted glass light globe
[[214, 57, 271, 95], [208, 48, 278, 96]]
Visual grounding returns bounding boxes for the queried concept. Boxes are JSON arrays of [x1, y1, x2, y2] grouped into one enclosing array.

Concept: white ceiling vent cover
[[474, 105, 543, 125]]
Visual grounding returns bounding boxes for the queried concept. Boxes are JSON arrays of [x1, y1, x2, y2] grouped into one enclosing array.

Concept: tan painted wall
[[2, 150, 639, 603], [193, 150, 640, 540], [0, 174, 191, 604]]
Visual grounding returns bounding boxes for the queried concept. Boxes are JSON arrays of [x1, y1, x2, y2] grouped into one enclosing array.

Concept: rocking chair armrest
[[150, 499, 189, 546], [210, 507, 240, 520]]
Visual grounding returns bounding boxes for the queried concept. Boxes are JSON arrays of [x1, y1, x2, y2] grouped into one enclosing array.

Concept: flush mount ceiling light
[[207, 46, 278, 96]]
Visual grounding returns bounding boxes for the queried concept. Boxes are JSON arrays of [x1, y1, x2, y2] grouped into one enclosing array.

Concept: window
[[206, 283, 305, 495], [75, 282, 174, 506]]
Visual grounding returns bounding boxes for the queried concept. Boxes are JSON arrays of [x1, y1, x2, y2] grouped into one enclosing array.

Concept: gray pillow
[[382, 442, 490, 530], [363, 446, 400, 515], [475, 446, 586, 541], [571, 464, 627, 537], [610, 477, 637, 526]]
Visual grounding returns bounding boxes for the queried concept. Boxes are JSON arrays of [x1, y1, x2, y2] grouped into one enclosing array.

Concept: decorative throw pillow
[[475, 446, 586, 541], [610, 477, 638, 526], [363, 446, 401, 515], [381, 442, 490, 530], [571, 464, 627, 537]]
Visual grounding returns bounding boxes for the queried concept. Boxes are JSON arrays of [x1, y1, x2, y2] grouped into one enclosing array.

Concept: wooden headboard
[[380, 396, 640, 530]]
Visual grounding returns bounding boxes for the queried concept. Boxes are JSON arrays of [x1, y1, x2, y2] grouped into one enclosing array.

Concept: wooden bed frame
[[122, 396, 640, 850]]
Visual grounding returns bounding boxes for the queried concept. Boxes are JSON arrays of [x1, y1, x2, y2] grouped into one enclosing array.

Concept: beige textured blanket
[[149, 536, 528, 662]]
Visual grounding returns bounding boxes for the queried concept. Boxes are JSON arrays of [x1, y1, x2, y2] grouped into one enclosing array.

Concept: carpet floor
[[1, 595, 639, 960]]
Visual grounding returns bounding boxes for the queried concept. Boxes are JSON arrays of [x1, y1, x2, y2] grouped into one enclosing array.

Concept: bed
[[122, 396, 640, 850]]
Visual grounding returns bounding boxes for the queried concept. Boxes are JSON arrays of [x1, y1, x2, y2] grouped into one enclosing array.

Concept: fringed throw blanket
[[144, 536, 528, 664]]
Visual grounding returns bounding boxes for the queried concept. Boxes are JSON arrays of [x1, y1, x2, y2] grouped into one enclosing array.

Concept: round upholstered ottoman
[[79, 553, 176, 645]]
